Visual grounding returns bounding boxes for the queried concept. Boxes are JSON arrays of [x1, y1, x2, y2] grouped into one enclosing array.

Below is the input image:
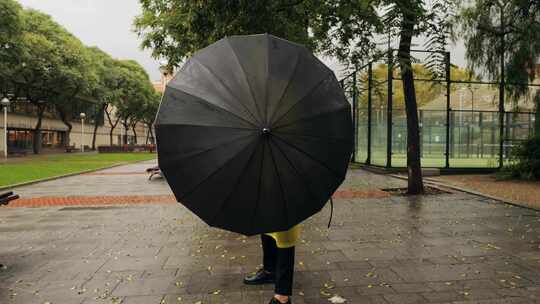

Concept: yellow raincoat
[[265, 225, 301, 248]]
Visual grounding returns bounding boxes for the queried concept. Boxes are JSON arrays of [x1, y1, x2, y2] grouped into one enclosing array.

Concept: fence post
[[352, 72, 358, 163], [419, 110, 424, 158], [367, 62, 373, 165], [498, 15, 506, 168], [387, 50, 393, 168], [445, 52, 451, 169]]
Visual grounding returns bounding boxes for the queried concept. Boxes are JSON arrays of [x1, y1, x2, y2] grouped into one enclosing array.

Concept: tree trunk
[[397, 8, 424, 195], [32, 105, 45, 154], [57, 107, 73, 148], [123, 121, 129, 144], [105, 107, 119, 146], [149, 126, 154, 144], [534, 94, 540, 138], [92, 103, 107, 150], [131, 124, 138, 144]]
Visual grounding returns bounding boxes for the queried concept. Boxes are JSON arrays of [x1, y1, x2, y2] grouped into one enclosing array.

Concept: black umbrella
[[155, 34, 353, 236]]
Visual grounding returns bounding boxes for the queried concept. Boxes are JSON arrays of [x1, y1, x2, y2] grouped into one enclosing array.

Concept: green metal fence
[[341, 50, 538, 170]]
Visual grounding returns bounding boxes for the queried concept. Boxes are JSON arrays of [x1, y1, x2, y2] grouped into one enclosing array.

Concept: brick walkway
[[4, 191, 388, 208], [5, 195, 176, 208], [0, 160, 539, 304]]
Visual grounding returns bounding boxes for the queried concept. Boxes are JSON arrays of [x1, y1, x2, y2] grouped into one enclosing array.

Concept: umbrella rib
[[157, 123, 256, 131], [272, 72, 333, 126], [264, 35, 270, 125], [191, 58, 263, 126], [272, 130, 352, 143], [271, 133, 342, 180], [159, 132, 256, 165], [249, 139, 267, 234], [267, 140, 290, 230], [166, 84, 259, 129], [207, 137, 262, 227], [225, 38, 264, 126], [266, 52, 300, 125], [178, 136, 258, 202], [269, 136, 321, 208], [272, 106, 351, 131]]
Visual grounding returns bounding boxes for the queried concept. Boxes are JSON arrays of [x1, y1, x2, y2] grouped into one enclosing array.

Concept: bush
[[97, 145, 156, 153], [498, 137, 540, 180]]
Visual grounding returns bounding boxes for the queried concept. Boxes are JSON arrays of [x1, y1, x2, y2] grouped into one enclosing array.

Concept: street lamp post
[[1, 97, 10, 159], [80, 113, 86, 153]]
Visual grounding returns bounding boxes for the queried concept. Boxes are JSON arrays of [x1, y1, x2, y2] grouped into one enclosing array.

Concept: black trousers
[[261, 234, 295, 296]]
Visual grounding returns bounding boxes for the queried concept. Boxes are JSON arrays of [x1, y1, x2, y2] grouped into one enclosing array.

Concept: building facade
[[0, 70, 176, 156], [0, 106, 150, 155]]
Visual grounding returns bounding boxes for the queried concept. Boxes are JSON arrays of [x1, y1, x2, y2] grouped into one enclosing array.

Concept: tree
[[312, 0, 456, 194], [141, 91, 161, 144], [0, 0, 23, 98], [134, 0, 313, 69], [86, 47, 125, 149], [104, 60, 153, 145], [459, 0, 540, 137], [360, 63, 473, 108], [460, 0, 540, 180], [50, 36, 95, 149], [14, 9, 71, 154]]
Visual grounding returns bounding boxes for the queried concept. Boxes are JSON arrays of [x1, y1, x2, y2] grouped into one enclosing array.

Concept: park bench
[[146, 166, 162, 180], [0, 191, 19, 206]]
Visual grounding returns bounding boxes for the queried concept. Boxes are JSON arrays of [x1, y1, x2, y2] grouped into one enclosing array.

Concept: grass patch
[[0, 153, 156, 187]]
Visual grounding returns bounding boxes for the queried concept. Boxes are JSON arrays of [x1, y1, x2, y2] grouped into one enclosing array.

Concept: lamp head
[[1, 97, 10, 107], [80, 112, 86, 119]]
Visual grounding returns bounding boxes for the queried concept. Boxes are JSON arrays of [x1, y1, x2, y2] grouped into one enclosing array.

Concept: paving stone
[[391, 282, 432, 293], [383, 293, 427, 304], [112, 277, 171, 296], [122, 295, 163, 304], [1, 160, 539, 303]]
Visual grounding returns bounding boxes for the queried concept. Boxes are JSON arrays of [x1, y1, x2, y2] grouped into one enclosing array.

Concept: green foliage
[[460, 0, 540, 178], [0, 4, 159, 152], [0, 0, 23, 97], [311, 0, 457, 73], [140, 91, 161, 125], [113, 60, 155, 123], [498, 137, 540, 180], [359, 64, 473, 108], [458, 0, 540, 98], [0, 0, 22, 39], [309, 0, 382, 66], [134, 0, 313, 69]]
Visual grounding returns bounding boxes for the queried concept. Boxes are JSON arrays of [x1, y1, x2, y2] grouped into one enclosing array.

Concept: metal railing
[[340, 50, 538, 169]]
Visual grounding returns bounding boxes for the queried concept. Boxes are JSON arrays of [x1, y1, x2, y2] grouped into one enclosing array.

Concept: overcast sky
[[17, 0, 163, 81], [16, 0, 467, 81]]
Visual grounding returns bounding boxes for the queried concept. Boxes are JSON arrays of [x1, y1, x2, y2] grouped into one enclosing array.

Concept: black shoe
[[269, 298, 291, 304], [243, 269, 275, 285]]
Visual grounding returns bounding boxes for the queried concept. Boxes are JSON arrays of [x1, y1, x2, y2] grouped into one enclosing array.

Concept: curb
[[387, 174, 456, 194], [388, 173, 540, 211], [0, 159, 155, 192]]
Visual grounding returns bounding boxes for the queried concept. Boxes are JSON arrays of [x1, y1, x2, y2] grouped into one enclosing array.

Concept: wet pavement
[[1, 160, 539, 304]]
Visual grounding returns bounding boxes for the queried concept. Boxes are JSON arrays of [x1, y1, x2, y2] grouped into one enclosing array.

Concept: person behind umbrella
[[154, 34, 353, 304], [244, 225, 300, 304]]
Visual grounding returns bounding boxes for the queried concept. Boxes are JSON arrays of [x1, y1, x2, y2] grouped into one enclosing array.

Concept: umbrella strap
[[327, 197, 334, 229]]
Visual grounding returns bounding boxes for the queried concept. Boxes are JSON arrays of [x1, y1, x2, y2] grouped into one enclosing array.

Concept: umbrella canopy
[[155, 34, 353, 236]]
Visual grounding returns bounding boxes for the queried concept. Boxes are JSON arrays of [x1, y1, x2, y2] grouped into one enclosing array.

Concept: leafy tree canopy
[[134, 0, 313, 69], [458, 0, 540, 135], [0, 0, 23, 97]]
